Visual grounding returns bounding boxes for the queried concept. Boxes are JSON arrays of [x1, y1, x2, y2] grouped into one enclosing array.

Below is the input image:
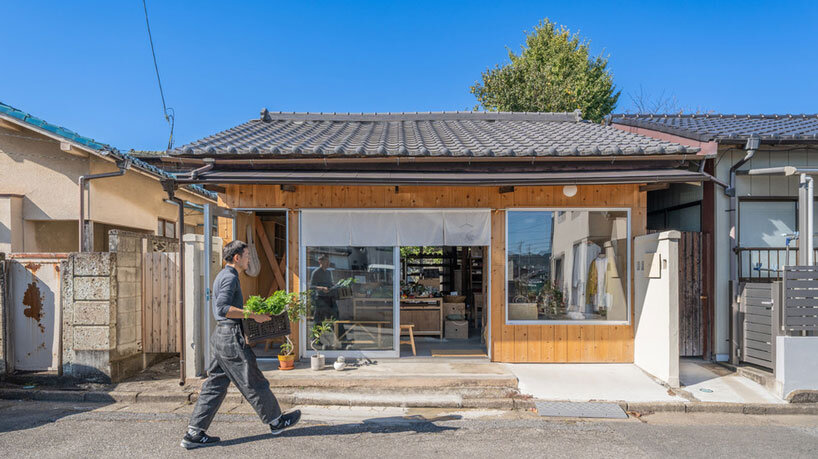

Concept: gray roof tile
[[172, 109, 699, 158], [611, 113, 818, 143]]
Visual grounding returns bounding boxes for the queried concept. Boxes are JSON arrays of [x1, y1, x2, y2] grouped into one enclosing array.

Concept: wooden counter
[[400, 298, 443, 339]]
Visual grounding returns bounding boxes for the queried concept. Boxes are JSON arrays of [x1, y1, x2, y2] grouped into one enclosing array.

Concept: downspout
[[725, 135, 760, 364], [163, 180, 187, 386], [698, 158, 729, 189], [78, 155, 132, 251]]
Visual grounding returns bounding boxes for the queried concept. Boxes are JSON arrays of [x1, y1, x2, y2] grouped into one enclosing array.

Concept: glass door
[[302, 245, 399, 358]]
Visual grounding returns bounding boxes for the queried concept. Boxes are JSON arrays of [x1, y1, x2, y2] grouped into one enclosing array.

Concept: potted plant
[[309, 319, 336, 371], [244, 290, 309, 371], [278, 292, 308, 370], [278, 340, 295, 370]]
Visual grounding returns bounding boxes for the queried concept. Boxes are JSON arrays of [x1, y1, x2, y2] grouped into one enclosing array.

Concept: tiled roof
[[610, 113, 818, 143], [172, 109, 699, 158], [0, 101, 216, 200]]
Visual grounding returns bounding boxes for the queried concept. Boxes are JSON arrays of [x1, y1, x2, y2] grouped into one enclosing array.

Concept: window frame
[[737, 197, 798, 249], [505, 207, 632, 326]]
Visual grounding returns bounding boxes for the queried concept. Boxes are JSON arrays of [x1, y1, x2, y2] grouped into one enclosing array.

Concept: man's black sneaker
[[180, 431, 220, 449], [270, 410, 301, 435]]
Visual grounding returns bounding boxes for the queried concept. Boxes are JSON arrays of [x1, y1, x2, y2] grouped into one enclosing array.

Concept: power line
[[142, 0, 175, 150]]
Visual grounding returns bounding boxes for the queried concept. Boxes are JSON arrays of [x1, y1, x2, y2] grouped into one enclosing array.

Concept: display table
[[333, 320, 390, 348], [399, 298, 443, 340]]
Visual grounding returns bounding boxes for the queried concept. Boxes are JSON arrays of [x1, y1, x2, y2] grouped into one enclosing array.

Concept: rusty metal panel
[[9, 256, 63, 371]]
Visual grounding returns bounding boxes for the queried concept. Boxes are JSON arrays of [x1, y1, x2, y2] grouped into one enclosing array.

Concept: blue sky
[[1, 1, 816, 150]]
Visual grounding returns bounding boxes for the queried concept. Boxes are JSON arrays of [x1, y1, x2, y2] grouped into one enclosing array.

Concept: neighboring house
[[0, 102, 217, 253], [165, 109, 709, 367], [611, 113, 818, 366]]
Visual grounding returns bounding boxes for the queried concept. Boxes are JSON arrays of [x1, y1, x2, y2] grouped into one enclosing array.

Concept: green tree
[[470, 19, 619, 122]]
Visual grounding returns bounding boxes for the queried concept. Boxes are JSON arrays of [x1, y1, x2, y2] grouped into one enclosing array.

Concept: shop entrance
[[398, 246, 488, 358], [302, 245, 488, 359], [299, 209, 492, 360]]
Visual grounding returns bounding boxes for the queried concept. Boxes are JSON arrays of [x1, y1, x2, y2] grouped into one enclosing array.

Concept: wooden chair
[[399, 324, 416, 356]]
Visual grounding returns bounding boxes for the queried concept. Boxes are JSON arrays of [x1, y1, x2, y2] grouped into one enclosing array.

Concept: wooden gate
[[142, 240, 180, 354], [740, 282, 775, 369], [678, 232, 711, 357]]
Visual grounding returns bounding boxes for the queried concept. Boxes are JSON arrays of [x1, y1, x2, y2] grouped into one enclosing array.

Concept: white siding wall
[[713, 146, 818, 358]]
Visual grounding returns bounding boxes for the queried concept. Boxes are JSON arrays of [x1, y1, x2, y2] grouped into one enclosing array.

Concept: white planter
[[310, 355, 325, 371]]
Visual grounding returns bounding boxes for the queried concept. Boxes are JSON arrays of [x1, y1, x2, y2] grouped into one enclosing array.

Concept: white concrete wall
[[634, 231, 680, 387], [775, 336, 818, 400]]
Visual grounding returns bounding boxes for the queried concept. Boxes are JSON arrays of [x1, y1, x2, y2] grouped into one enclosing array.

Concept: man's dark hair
[[223, 240, 248, 263]]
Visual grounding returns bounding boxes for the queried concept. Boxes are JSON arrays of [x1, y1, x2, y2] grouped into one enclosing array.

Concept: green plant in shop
[[310, 319, 337, 353]]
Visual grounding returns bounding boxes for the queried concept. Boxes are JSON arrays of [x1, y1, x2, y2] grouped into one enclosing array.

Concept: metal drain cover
[[535, 401, 628, 419]]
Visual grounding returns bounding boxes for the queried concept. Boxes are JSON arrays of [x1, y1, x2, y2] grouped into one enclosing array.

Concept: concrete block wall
[[61, 252, 118, 381], [0, 253, 7, 374], [108, 231, 143, 361]]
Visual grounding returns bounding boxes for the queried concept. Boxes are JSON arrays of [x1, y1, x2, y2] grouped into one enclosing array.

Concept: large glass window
[[738, 200, 798, 280], [739, 200, 796, 248], [305, 246, 395, 351], [506, 210, 630, 323]]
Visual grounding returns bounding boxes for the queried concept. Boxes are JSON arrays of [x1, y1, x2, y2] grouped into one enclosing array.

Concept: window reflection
[[507, 210, 629, 322], [306, 246, 395, 350]]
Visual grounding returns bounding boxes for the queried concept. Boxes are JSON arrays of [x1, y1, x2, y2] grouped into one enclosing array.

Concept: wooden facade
[[217, 183, 646, 363]]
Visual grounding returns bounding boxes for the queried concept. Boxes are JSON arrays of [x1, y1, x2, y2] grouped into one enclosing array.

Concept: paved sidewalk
[[679, 360, 783, 404], [5, 358, 816, 414], [508, 363, 685, 402]]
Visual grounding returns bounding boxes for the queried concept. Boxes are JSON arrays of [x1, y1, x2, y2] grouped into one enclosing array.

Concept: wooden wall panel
[[219, 184, 642, 363]]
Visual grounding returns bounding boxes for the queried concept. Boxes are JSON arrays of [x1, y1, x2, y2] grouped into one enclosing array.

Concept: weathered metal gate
[[678, 232, 710, 357], [7, 254, 66, 371], [142, 238, 180, 354], [740, 282, 776, 369]]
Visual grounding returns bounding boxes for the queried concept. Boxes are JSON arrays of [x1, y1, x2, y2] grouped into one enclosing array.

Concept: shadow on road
[[216, 415, 461, 446], [0, 400, 106, 434]]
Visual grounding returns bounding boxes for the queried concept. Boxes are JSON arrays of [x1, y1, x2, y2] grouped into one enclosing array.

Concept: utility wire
[[142, 0, 175, 150]]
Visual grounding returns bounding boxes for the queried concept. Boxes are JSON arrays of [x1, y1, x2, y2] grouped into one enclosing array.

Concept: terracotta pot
[[278, 354, 295, 371]]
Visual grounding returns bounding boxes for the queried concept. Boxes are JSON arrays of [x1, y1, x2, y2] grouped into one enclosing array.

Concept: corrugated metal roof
[[610, 113, 818, 143], [0, 101, 216, 200], [171, 109, 700, 158]]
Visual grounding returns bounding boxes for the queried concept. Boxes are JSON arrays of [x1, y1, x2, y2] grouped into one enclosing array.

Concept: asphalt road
[[1, 400, 817, 458]]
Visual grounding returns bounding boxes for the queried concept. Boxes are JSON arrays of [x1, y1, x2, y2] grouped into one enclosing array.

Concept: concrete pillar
[[634, 231, 681, 388], [0, 194, 24, 253], [183, 234, 222, 378]]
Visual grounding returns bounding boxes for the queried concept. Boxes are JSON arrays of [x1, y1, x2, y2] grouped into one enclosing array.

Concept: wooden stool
[[400, 324, 416, 356]]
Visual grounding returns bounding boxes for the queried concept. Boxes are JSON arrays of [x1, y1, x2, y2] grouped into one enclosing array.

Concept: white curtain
[[301, 210, 351, 246], [396, 210, 444, 245], [350, 211, 398, 246], [443, 210, 491, 246], [301, 209, 490, 246]]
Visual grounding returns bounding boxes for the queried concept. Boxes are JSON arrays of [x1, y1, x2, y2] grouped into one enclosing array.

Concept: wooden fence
[[142, 242, 180, 354], [679, 232, 710, 357]]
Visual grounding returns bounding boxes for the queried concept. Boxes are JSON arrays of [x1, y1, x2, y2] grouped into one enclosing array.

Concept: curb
[[3, 389, 818, 415]]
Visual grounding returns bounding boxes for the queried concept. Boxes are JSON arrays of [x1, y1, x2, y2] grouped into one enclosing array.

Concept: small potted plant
[[278, 292, 308, 371], [278, 340, 295, 370], [309, 319, 336, 371]]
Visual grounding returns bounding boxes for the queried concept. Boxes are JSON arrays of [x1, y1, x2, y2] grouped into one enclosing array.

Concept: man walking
[[182, 240, 300, 449]]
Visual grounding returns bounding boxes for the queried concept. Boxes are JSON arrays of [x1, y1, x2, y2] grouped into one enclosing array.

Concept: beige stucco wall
[[0, 122, 213, 253], [0, 195, 24, 252]]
